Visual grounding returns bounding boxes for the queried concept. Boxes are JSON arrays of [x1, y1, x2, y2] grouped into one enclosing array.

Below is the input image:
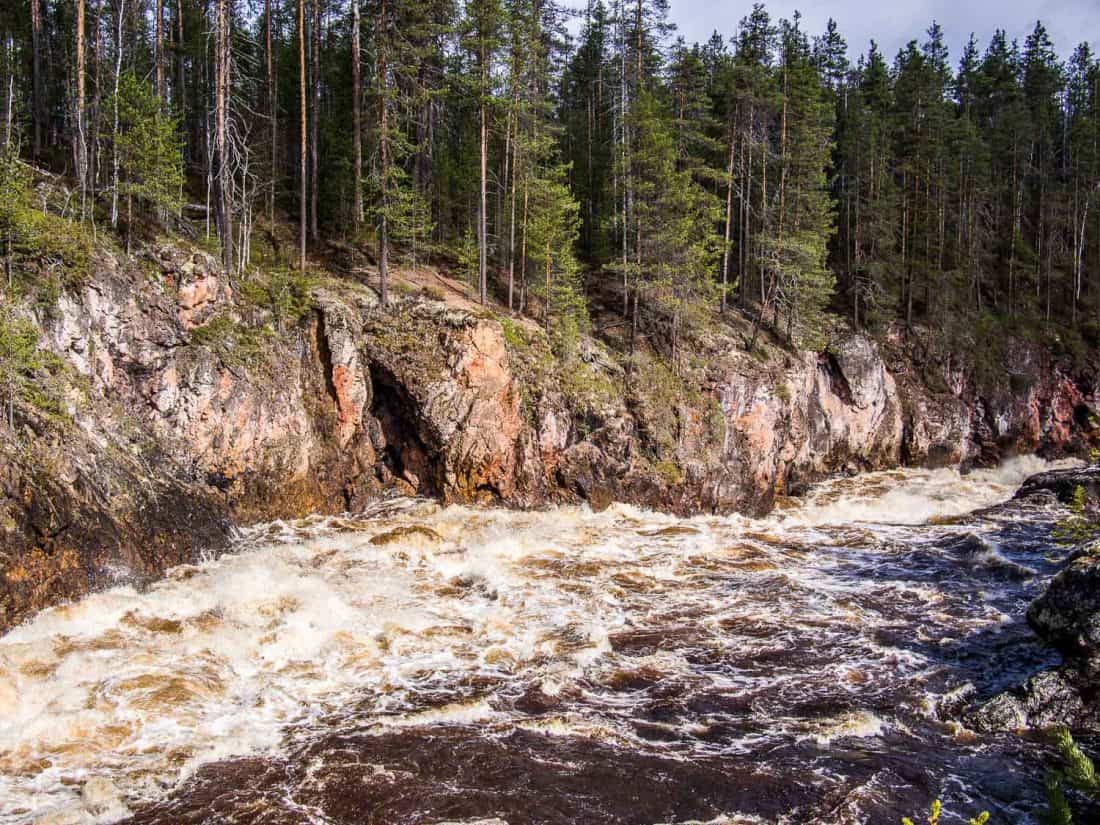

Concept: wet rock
[[969, 670, 1087, 732], [1016, 466, 1100, 505], [1028, 541, 1100, 671], [369, 525, 444, 546]]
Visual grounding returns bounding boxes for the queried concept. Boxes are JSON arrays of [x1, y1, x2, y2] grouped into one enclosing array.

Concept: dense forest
[[0, 0, 1098, 360]]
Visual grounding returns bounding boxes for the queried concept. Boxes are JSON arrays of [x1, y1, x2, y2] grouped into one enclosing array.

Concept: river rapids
[[0, 456, 1088, 825]]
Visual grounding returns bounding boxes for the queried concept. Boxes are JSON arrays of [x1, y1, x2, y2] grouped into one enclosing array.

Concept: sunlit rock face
[[3, 239, 1098, 633]]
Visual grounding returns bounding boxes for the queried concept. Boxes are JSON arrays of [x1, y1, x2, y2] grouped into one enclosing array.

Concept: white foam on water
[[0, 456, 1077, 823], [770, 456, 1082, 528]]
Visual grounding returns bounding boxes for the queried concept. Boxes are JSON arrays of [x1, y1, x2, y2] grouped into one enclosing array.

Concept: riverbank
[[0, 235, 1097, 631]]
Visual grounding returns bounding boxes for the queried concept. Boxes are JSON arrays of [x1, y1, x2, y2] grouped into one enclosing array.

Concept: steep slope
[[0, 240, 1096, 631]]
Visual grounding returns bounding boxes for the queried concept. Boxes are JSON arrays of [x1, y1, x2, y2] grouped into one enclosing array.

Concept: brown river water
[[0, 457, 1088, 824]]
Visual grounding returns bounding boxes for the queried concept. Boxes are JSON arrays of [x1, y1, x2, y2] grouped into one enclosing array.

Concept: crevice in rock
[[313, 310, 341, 416], [369, 363, 441, 498], [819, 351, 855, 405]]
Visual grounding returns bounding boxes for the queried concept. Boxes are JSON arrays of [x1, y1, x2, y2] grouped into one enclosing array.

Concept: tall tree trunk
[[309, 0, 320, 241], [176, 0, 186, 126], [619, 0, 628, 318], [478, 37, 488, 305], [75, 0, 87, 212], [377, 0, 388, 306], [110, 0, 124, 228], [155, 0, 165, 99], [214, 0, 233, 268], [350, 0, 362, 228], [30, 0, 43, 157], [89, 0, 103, 196], [297, 0, 307, 274], [720, 122, 735, 313], [266, 0, 276, 225], [777, 59, 788, 239], [520, 174, 529, 311], [507, 124, 518, 312]]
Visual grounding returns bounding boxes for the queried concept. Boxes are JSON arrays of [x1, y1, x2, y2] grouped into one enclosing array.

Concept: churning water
[[0, 456, 1085, 824]]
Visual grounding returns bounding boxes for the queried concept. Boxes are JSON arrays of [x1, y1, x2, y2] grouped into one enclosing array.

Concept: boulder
[[1028, 541, 1100, 672]]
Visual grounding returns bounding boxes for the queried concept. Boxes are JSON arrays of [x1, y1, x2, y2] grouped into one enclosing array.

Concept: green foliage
[[236, 268, 316, 331], [110, 72, 184, 215], [618, 89, 722, 356], [0, 304, 71, 419], [455, 228, 480, 294], [0, 146, 91, 288], [1042, 728, 1100, 825], [499, 317, 531, 352], [188, 310, 270, 369], [901, 799, 989, 825], [525, 163, 589, 357], [654, 459, 685, 486], [1053, 485, 1100, 545], [558, 358, 619, 420]]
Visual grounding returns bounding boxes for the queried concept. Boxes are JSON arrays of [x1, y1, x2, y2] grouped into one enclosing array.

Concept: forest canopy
[[0, 0, 1097, 356]]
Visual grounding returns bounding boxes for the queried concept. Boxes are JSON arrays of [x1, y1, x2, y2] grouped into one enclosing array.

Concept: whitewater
[[0, 456, 1082, 824]]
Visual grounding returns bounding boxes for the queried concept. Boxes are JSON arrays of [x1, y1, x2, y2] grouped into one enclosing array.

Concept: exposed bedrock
[[1, 243, 1097, 630]]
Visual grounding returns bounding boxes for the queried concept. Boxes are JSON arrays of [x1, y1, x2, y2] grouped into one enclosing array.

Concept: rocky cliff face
[[1, 242, 1097, 631]]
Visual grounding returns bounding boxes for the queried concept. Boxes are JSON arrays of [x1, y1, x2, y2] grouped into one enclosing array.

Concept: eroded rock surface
[[2, 241, 1098, 630]]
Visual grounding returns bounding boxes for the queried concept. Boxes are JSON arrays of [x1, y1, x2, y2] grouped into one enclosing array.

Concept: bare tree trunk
[[507, 124, 517, 313], [298, 0, 307, 274], [350, 0, 362, 228], [520, 175, 529, 312], [309, 0, 320, 241], [110, 0, 124, 227], [3, 38, 12, 148], [155, 0, 165, 99], [720, 124, 735, 313], [376, 0, 389, 306], [478, 55, 488, 305], [619, 0, 628, 318], [75, 0, 87, 214], [777, 59, 788, 239], [176, 0, 186, 124], [266, 0, 277, 225], [214, 0, 233, 268], [30, 0, 43, 157]]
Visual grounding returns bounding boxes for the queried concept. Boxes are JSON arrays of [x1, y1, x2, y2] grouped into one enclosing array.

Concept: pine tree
[[111, 72, 184, 251], [461, 0, 504, 305], [756, 14, 835, 349]]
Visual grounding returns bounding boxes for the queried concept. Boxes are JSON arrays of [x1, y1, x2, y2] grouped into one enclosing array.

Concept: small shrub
[[902, 799, 988, 825], [0, 145, 92, 299], [237, 267, 315, 330], [1052, 485, 1100, 546], [421, 284, 446, 302], [559, 359, 618, 420], [1042, 728, 1099, 825], [189, 310, 270, 369], [654, 459, 684, 486], [499, 317, 530, 353], [0, 305, 71, 420]]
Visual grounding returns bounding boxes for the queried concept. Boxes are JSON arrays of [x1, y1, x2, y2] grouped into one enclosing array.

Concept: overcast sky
[[563, 0, 1099, 65]]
